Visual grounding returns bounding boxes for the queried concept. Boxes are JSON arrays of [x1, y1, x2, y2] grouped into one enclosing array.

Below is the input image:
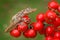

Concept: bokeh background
[[0, 0, 60, 40]]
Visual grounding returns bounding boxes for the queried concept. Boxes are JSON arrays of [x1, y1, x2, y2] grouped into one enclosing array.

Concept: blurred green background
[[0, 0, 60, 40]]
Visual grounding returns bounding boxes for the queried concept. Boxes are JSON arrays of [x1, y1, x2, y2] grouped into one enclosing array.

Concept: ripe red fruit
[[54, 32, 60, 38], [45, 10, 57, 24], [10, 29, 21, 37], [17, 22, 28, 32], [53, 17, 60, 27], [33, 21, 43, 31], [57, 6, 60, 12], [45, 26, 54, 36], [45, 10, 57, 20], [36, 13, 45, 22], [48, 1, 59, 9], [23, 29, 37, 38], [45, 36, 53, 40], [53, 38, 60, 40], [22, 15, 31, 24], [45, 19, 54, 24]]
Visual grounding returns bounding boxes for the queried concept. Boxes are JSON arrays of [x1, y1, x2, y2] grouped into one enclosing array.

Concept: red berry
[[53, 38, 60, 40], [10, 29, 21, 37], [45, 19, 54, 24], [17, 22, 28, 32], [45, 10, 57, 20], [33, 21, 43, 31], [54, 32, 60, 38], [57, 6, 60, 12], [23, 31, 29, 38], [22, 15, 31, 24], [45, 36, 53, 40], [23, 29, 37, 38], [48, 1, 59, 9], [53, 17, 60, 27], [36, 13, 45, 22], [45, 10, 57, 24], [45, 26, 54, 36]]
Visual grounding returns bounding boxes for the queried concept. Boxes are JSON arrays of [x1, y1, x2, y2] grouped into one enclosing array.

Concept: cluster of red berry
[[10, 0, 60, 40]]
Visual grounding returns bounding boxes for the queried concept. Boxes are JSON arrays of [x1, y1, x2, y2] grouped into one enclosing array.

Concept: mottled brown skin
[[4, 7, 37, 32]]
